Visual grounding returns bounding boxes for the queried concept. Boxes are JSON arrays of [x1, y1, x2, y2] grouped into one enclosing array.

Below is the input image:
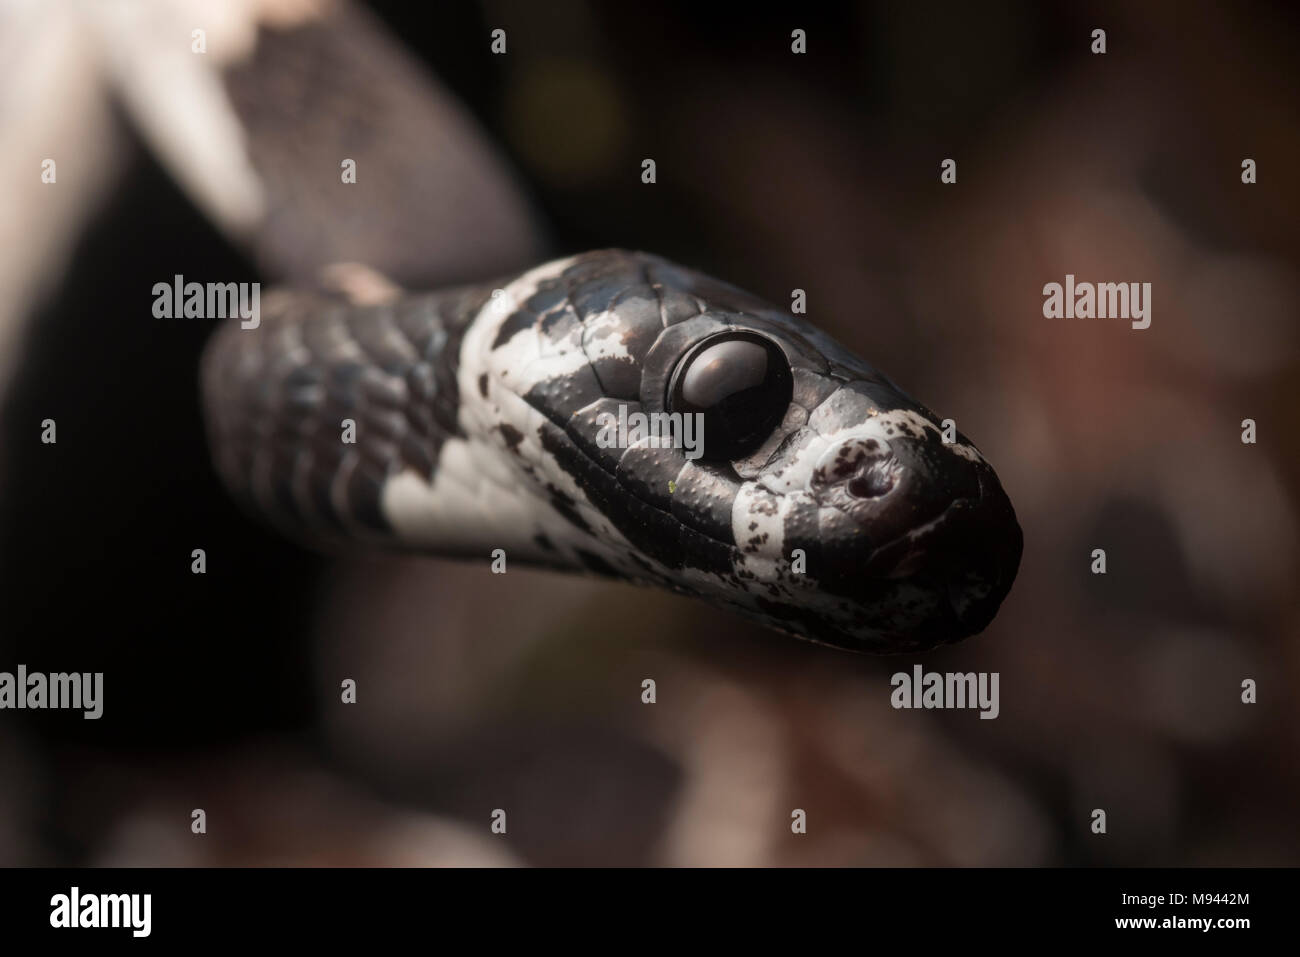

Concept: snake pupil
[[668, 332, 793, 460]]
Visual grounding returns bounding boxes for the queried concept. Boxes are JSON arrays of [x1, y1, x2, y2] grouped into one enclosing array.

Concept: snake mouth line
[[865, 496, 976, 576], [544, 408, 1015, 600]]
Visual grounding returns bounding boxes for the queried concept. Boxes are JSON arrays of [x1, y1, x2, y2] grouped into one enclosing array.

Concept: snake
[[200, 249, 1022, 653]]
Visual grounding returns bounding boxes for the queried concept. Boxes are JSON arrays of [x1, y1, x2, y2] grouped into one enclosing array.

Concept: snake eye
[[667, 332, 793, 460]]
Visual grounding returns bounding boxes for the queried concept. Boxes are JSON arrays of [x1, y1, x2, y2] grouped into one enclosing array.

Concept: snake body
[[201, 250, 1022, 653]]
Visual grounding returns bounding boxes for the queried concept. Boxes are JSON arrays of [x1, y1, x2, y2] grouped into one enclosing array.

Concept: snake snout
[[808, 430, 1022, 642], [811, 432, 977, 563], [900, 450, 1024, 638], [930, 487, 1024, 634]]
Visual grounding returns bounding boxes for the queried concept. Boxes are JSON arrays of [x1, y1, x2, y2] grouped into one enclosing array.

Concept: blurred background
[[0, 0, 1296, 866]]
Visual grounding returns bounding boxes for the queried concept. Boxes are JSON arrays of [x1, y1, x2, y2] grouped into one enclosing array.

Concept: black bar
[[0, 867, 1283, 944]]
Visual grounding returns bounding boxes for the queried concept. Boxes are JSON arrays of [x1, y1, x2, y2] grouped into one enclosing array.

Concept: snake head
[[466, 251, 1023, 654]]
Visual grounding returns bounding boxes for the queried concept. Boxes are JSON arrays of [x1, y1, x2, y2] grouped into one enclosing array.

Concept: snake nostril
[[847, 470, 895, 499]]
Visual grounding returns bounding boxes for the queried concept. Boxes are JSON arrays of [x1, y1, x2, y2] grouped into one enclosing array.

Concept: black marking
[[540, 307, 574, 338], [478, 373, 489, 397], [522, 364, 606, 428], [680, 525, 738, 577], [539, 418, 740, 578], [669, 461, 739, 543], [613, 445, 678, 510], [346, 461, 391, 532], [628, 552, 655, 573], [588, 355, 641, 400], [498, 423, 525, 454], [491, 308, 535, 349], [539, 422, 683, 569], [567, 398, 638, 474], [568, 272, 625, 320], [539, 308, 584, 353], [575, 548, 620, 578], [524, 280, 567, 314], [654, 283, 704, 325], [545, 481, 593, 535], [399, 433, 436, 480]]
